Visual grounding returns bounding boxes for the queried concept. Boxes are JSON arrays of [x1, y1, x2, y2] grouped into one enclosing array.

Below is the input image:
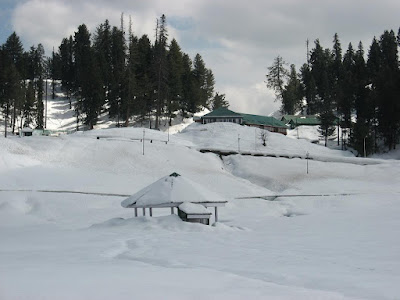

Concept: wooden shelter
[[121, 173, 227, 224], [21, 127, 33, 137]]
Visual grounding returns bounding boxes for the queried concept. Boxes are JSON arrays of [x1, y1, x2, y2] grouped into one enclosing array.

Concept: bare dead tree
[[259, 129, 268, 146]]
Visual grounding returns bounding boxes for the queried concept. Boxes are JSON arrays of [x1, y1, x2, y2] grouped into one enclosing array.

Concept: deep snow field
[[1, 97, 400, 299]]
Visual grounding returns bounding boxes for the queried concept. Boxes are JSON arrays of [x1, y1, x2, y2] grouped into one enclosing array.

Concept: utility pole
[[364, 137, 366, 158], [45, 79, 48, 129], [254, 128, 256, 151], [4, 103, 8, 138], [142, 129, 145, 155], [238, 134, 241, 153], [52, 47, 55, 99], [306, 152, 310, 174]]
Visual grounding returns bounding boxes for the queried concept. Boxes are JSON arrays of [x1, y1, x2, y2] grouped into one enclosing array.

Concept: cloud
[[222, 81, 279, 116], [9, 0, 400, 115]]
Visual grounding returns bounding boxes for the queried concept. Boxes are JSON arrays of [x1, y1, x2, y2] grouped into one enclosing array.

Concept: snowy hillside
[[1, 97, 400, 299]]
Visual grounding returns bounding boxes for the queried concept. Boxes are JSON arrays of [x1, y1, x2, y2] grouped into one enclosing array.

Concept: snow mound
[[179, 122, 355, 159]]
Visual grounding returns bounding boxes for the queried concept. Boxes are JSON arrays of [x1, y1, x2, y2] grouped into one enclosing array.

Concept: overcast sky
[[0, 0, 399, 115]]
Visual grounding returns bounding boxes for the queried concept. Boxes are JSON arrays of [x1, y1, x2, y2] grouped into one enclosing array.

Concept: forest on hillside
[[266, 29, 400, 154], [0, 14, 227, 135]]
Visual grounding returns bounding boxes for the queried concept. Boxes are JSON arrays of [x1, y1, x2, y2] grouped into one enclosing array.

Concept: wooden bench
[[178, 203, 212, 225]]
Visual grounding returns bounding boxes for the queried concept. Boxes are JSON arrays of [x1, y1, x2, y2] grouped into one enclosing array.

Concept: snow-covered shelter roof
[[121, 172, 227, 208], [21, 127, 34, 133]]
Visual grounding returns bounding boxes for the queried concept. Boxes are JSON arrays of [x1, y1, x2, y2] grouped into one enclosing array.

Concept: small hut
[[21, 127, 33, 137], [121, 172, 227, 225]]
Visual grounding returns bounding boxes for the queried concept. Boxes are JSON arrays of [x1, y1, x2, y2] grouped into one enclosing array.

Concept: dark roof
[[241, 114, 287, 128], [202, 107, 242, 118]]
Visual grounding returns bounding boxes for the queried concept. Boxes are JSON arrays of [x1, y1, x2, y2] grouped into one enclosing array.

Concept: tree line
[[0, 33, 47, 136], [0, 14, 226, 135], [266, 29, 400, 154]]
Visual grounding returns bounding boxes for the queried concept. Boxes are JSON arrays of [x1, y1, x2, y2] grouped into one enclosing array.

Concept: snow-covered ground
[[1, 90, 400, 299]]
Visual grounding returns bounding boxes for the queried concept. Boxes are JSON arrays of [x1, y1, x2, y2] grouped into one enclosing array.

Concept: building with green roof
[[281, 115, 321, 129], [201, 107, 243, 125], [241, 113, 288, 135], [201, 108, 287, 135]]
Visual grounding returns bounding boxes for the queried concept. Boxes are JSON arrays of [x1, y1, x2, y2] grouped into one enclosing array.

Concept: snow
[[180, 122, 355, 159], [178, 202, 210, 214], [1, 88, 400, 299]]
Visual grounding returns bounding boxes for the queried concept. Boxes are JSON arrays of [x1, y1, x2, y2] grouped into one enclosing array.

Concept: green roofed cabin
[[241, 113, 288, 135], [201, 108, 288, 135], [201, 107, 243, 125], [281, 115, 321, 129]]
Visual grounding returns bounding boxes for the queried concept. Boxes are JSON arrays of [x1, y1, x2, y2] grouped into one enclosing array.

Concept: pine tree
[[93, 20, 113, 97], [0, 48, 5, 130], [212, 93, 229, 110], [281, 64, 303, 114], [81, 57, 104, 129], [3, 32, 25, 133], [3, 32, 24, 75], [59, 36, 74, 108], [166, 38, 183, 125], [376, 30, 399, 150], [135, 34, 153, 126], [120, 20, 138, 127], [310, 39, 336, 146], [266, 55, 289, 103], [204, 69, 215, 108], [108, 26, 126, 125], [23, 81, 35, 127], [191, 53, 208, 112], [73, 24, 93, 130], [34, 44, 45, 129], [2, 64, 22, 137], [300, 63, 317, 114], [180, 53, 193, 117], [154, 14, 168, 129], [341, 43, 355, 129], [351, 41, 373, 155], [366, 37, 381, 151], [332, 33, 344, 146]]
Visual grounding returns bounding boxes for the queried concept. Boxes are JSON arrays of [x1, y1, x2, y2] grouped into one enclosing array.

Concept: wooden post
[[215, 207, 218, 223], [171, 207, 174, 215], [135, 208, 138, 217], [150, 207, 153, 217], [143, 208, 146, 216]]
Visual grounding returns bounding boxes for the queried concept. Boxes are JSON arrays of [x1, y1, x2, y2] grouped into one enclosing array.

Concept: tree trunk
[[12, 104, 16, 134], [68, 90, 72, 109], [5, 103, 9, 138], [325, 128, 328, 147], [20, 112, 23, 132], [148, 111, 152, 129], [52, 78, 55, 99], [337, 120, 340, 146]]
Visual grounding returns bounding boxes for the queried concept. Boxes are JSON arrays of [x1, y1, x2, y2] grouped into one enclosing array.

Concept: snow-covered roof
[[178, 202, 211, 214], [21, 127, 34, 132], [121, 172, 227, 208]]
